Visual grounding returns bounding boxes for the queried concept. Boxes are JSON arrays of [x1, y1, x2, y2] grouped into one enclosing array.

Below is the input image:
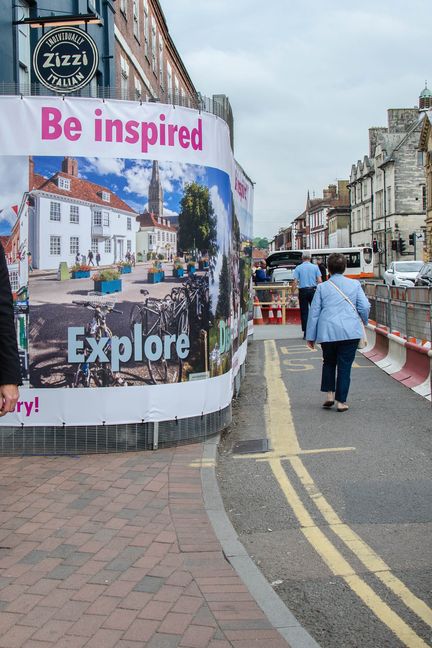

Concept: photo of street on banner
[[0, 96, 254, 427]]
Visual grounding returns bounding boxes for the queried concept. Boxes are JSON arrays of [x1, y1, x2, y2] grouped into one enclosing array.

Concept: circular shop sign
[[33, 26, 99, 93]]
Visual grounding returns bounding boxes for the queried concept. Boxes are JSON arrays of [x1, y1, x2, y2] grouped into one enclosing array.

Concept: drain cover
[[233, 438, 270, 454]]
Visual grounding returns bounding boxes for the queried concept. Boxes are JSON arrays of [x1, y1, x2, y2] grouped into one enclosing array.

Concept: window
[[134, 77, 142, 100], [103, 211, 110, 227], [105, 238, 112, 253], [8, 270, 19, 293], [58, 177, 70, 190], [50, 236, 61, 255], [159, 36, 164, 89], [70, 236, 79, 255], [127, 217, 132, 231], [157, 230, 160, 241], [127, 240, 132, 252], [386, 186, 392, 214], [417, 151, 425, 167], [422, 185, 427, 211], [174, 75, 179, 102], [133, 0, 139, 39], [120, 56, 129, 100], [91, 238, 98, 254], [93, 210, 102, 226], [50, 202, 61, 221], [143, 0, 149, 59], [167, 62, 172, 100], [101, 191, 110, 202], [70, 205, 79, 223], [365, 205, 371, 229], [151, 17, 157, 74], [120, 0, 127, 17]]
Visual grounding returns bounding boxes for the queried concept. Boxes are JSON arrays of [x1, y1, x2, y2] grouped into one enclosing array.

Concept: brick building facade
[[115, 0, 197, 104]]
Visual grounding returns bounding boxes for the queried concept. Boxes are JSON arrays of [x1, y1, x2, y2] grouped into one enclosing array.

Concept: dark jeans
[[299, 287, 316, 332], [321, 339, 359, 403]]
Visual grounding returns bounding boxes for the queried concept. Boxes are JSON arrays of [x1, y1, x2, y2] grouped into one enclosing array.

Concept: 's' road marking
[[264, 339, 432, 646]]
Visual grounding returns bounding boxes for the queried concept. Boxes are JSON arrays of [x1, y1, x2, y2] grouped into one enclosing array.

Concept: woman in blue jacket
[[306, 253, 370, 412]]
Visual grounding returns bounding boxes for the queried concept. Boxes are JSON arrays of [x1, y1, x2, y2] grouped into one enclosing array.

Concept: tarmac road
[[217, 336, 432, 648]]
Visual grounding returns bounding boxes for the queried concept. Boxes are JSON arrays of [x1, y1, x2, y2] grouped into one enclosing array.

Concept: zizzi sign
[[33, 26, 99, 93]]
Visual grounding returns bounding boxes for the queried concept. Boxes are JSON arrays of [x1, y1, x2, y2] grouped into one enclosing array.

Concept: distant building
[[419, 108, 432, 261], [349, 89, 427, 274], [307, 182, 349, 249], [328, 206, 350, 248], [29, 157, 139, 270], [136, 212, 177, 259]]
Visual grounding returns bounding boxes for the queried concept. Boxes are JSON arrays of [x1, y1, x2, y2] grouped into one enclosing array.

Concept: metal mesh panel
[[363, 283, 432, 342], [0, 406, 232, 457], [405, 290, 431, 341]]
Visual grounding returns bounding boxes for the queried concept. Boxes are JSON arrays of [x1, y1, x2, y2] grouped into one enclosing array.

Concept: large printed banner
[[0, 96, 253, 426]]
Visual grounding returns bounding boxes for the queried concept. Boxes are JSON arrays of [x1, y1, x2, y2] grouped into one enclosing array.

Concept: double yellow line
[[263, 340, 431, 648]]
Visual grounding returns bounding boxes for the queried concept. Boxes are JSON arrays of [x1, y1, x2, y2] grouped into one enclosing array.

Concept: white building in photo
[[136, 212, 177, 260], [29, 157, 139, 270]]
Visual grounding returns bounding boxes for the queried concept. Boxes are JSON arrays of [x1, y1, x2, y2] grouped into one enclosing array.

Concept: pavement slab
[[0, 442, 292, 647]]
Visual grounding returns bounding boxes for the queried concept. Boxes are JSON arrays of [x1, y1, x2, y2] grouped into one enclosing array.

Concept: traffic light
[[372, 240, 378, 253], [398, 238, 407, 254], [409, 233, 416, 246], [391, 240, 398, 251]]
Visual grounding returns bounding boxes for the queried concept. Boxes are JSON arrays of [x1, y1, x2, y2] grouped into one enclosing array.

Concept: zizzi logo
[[33, 27, 99, 93]]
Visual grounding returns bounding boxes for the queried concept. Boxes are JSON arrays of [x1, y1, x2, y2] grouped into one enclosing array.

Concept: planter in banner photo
[[187, 265, 196, 275], [173, 268, 184, 278], [118, 265, 132, 274], [198, 260, 209, 270], [160, 270, 165, 282], [148, 271, 162, 284], [71, 271, 90, 279], [93, 279, 122, 294]]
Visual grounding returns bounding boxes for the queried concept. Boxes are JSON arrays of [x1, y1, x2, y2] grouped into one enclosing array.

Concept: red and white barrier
[[362, 325, 431, 401]]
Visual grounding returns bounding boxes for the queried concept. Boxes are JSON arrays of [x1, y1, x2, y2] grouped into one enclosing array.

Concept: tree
[[216, 254, 231, 320], [253, 237, 269, 250], [178, 183, 218, 257]]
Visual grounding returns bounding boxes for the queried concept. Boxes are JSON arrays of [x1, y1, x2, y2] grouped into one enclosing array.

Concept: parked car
[[383, 261, 423, 286], [414, 262, 432, 287]]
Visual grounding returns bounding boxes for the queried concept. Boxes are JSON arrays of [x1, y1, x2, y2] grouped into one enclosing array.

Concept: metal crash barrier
[[363, 283, 432, 344], [253, 284, 300, 325]]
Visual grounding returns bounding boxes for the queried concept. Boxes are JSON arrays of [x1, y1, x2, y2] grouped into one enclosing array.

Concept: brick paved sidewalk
[[0, 443, 290, 647]]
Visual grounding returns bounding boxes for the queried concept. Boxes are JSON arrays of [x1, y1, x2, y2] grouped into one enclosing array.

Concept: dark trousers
[[298, 287, 316, 332], [321, 339, 359, 403]]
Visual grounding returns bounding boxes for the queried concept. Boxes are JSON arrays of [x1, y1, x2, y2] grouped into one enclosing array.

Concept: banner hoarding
[[0, 96, 253, 427]]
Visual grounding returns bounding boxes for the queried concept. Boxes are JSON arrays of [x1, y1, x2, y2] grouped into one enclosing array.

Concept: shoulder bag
[[328, 280, 368, 349]]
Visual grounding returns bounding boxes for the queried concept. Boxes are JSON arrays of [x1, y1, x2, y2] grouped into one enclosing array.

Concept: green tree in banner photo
[[178, 182, 218, 257], [253, 237, 269, 250], [216, 254, 231, 320]]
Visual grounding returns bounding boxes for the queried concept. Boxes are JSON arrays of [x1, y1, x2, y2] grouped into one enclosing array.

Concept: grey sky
[[162, 0, 431, 239]]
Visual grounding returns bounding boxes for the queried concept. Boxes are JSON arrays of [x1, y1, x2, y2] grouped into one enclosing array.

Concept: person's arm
[[306, 285, 322, 347], [355, 283, 371, 324], [0, 244, 21, 416], [315, 265, 322, 284]]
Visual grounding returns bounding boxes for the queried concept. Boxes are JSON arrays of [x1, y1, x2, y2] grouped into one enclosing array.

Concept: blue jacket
[[306, 274, 370, 343]]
